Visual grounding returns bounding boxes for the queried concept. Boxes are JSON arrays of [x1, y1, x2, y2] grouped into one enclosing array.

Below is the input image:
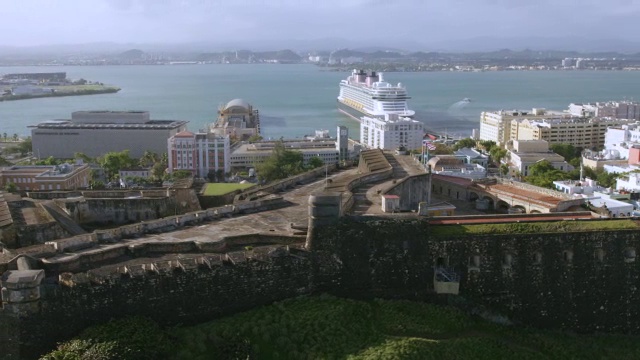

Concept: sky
[[1, 0, 640, 49]]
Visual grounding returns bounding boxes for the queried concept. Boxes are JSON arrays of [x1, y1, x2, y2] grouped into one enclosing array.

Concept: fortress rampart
[[4, 192, 640, 359]]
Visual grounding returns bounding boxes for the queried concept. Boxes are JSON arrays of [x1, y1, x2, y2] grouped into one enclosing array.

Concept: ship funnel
[[378, 72, 384, 82]]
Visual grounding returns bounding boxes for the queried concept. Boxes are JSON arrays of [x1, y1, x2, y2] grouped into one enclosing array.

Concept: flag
[[423, 139, 436, 151]]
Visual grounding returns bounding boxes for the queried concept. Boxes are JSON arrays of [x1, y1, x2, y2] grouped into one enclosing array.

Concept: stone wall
[[382, 174, 429, 211], [15, 247, 312, 360], [8, 209, 640, 358]]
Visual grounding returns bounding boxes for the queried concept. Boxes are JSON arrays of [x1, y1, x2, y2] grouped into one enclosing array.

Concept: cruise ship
[[337, 69, 415, 122]]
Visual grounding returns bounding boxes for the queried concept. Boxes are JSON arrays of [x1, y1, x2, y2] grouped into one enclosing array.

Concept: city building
[[454, 147, 489, 168], [0, 163, 90, 191], [30, 111, 188, 159], [581, 149, 627, 170], [210, 99, 260, 141], [426, 155, 487, 180], [510, 117, 633, 149], [479, 108, 569, 146], [360, 114, 423, 150], [604, 122, 640, 159], [553, 178, 634, 217], [507, 140, 573, 177], [119, 168, 151, 180], [167, 131, 230, 178], [570, 101, 640, 121], [230, 139, 340, 169]]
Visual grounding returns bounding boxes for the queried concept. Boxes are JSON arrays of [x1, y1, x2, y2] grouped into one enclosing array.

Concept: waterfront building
[[479, 108, 569, 146], [167, 131, 230, 178], [510, 117, 633, 149], [360, 114, 423, 151], [30, 111, 188, 159], [507, 140, 573, 177], [210, 99, 260, 141], [0, 163, 90, 191], [569, 101, 640, 121], [603, 122, 640, 160]]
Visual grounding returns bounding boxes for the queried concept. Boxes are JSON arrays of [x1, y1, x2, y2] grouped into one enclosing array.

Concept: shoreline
[[0, 87, 120, 102]]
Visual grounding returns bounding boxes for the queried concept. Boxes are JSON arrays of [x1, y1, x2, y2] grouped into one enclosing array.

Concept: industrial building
[[30, 111, 188, 159]]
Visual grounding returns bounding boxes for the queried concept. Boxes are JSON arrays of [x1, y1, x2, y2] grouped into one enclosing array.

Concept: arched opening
[[468, 254, 481, 269], [510, 205, 527, 214], [496, 200, 510, 213], [436, 257, 448, 267], [563, 250, 573, 264], [502, 253, 514, 268], [530, 210, 542, 214]]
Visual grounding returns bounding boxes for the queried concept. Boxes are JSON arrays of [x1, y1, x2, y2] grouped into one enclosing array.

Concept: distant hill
[[118, 49, 145, 59]]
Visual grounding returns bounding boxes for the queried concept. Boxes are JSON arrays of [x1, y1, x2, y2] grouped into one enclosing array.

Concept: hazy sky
[[2, 0, 639, 47]]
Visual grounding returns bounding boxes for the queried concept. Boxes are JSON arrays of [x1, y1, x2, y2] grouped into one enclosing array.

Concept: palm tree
[[2, 133, 6, 141], [12, 133, 18, 142]]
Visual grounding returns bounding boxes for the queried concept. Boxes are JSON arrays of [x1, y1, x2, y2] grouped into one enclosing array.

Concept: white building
[[553, 178, 634, 218], [570, 101, 640, 121], [507, 140, 573, 176], [604, 122, 640, 160], [360, 114, 424, 151]]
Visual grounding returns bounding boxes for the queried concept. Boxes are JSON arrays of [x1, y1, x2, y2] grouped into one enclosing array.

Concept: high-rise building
[[479, 108, 570, 146]]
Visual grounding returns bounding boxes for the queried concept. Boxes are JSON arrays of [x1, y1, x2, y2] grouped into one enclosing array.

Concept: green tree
[[431, 143, 454, 155], [528, 160, 556, 177], [2, 133, 6, 141], [98, 150, 137, 181], [170, 170, 193, 180], [256, 141, 304, 182], [550, 143, 582, 162], [4, 182, 18, 192], [489, 147, 508, 165], [248, 135, 264, 142], [35, 156, 62, 165], [12, 133, 18, 142], [479, 140, 496, 152], [74, 152, 94, 164], [0, 155, 10, 166], [453, 138, 476, 151], [14, 137, 32, 156], [139, 150, 160, 168], [308, 156, 324, 169]]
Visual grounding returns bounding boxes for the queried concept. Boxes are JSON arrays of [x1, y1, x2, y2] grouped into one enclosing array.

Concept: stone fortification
[[5, 190, 640, 358]]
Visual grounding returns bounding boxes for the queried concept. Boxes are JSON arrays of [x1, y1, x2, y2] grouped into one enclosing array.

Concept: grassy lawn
[[202, 182, 255, 196], [431, 219, 640, 237]]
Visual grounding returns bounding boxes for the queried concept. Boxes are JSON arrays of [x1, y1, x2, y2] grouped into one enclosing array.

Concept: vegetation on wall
[[41, 295, 640, 360]]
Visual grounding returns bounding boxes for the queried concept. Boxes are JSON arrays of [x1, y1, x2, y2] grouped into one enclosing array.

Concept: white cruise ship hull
[[337, 98, 415, 123]]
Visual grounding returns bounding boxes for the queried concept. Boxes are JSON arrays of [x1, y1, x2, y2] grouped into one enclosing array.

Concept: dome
[[223, 98, 251, 112]]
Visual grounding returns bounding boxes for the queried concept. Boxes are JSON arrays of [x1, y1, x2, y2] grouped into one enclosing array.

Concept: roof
[[224, 98, 251, 111], [382, 195, 400, 199], [174, 131, 195, 138], [432, 174, 474, 187]]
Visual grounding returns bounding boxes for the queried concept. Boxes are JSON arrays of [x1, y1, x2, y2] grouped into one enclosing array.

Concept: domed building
[[211, 98, 260, 140]]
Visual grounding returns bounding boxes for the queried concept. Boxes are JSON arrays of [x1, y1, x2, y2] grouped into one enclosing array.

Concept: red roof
[[383, 195, 400, 199]]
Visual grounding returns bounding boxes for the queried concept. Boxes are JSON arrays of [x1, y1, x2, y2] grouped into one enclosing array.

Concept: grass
[[430, 219, 640, 237], [202, 182, 255, 196], [169, 295, 640, 360]]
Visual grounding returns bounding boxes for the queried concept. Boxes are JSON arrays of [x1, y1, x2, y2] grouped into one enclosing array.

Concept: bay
[[1, 64, 639, 140]]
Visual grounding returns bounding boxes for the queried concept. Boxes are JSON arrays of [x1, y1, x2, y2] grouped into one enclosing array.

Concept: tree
[[528, 160, 556, 177], [308, 156, 324, 169], [550, 143, 582, 162], [98, 150, 136, 181], [248, 135, 264, 142], [139, 150, 160, 168], [35, 156, 62, 165], [170, 170, 193, 180], [12, 133, 18, 142], [14, 137, 31, 156], [2, 133, 6, 141], [489, 147, 508, 165], [431, 143, 454, 155], [74, 152, 94, 164], [453, 138, 476, 151], [4, 182, 17, 193], [256, 141, 304, 182], [479, 140, 496, 152]]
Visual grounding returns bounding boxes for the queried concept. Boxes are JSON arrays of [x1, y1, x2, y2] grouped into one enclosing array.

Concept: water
[[1, 64, 640, 140]]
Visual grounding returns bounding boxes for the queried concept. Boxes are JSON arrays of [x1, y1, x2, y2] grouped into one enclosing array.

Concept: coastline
[[0, 87, 120, 102]]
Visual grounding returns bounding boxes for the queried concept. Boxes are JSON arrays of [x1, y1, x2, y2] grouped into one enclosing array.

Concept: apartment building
[[479, 108, 570, 146], [167, 131, 230, 178]]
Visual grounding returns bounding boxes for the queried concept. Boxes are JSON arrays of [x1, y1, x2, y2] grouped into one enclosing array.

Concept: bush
[[40, 317, 171, 360]]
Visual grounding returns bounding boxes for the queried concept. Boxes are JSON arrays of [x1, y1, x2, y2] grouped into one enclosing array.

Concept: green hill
[[43, 295, 640, 359]]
